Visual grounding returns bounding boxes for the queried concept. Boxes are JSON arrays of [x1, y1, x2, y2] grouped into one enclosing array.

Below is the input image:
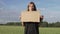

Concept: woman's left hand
[[40, 15, 44, 21]]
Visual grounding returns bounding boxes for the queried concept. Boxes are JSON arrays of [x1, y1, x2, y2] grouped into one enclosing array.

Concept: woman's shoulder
[[35, 10, 40, 13], [37, 9, 41, 11]]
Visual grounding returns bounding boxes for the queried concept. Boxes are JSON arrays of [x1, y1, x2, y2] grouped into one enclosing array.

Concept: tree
[[39, 21, 48, 27]]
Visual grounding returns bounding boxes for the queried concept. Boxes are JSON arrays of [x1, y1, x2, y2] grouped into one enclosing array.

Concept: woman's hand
[[19, 16, 21, 19], [40, 15, 44, 22], [19, 16, 24, 26]]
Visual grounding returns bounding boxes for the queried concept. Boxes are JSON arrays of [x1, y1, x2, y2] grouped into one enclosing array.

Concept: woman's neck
[[29, 10, 33, 12]]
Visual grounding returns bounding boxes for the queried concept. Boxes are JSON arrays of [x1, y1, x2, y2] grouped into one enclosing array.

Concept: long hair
[[27, 2, 37, 11]]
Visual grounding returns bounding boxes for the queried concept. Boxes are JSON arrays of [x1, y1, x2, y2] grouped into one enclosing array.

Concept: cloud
[[0, 0, 6, 12], [0, 0, 60, 23], [43, 9, 60, 23], [0, 7, 20, 24], [36, 5, 60, 23], [39, 8, 46, 11], [0, 0, 7, 6]]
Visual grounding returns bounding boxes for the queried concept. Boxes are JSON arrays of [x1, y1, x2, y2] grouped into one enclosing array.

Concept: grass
[[0, 26, 60, 34]]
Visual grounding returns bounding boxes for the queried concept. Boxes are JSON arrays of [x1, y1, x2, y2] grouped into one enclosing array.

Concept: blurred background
[[0, 0, 60, 27], [0, 0, 60, 34]]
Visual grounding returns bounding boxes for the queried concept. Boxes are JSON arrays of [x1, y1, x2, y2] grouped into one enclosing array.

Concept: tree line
[[0, 21, 60, 27]]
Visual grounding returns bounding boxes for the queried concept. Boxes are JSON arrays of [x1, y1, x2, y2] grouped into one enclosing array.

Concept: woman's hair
[[27, 2, 37, 11]]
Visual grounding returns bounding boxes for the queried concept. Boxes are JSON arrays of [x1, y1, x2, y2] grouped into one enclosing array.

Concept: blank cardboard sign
[[21, 11, 40, 22]]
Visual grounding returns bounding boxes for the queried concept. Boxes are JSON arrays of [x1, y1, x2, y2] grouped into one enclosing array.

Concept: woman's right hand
[[19, 16, 24, 26]]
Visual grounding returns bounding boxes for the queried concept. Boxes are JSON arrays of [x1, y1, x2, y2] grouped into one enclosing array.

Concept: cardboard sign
[[21, 11, 40, 22]]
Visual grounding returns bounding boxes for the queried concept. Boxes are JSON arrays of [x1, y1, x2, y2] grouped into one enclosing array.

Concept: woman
[[20, 2, 44, 34]]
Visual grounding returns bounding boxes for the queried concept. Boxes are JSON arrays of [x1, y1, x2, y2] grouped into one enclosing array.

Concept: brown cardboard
[[21, 11, 40, 22]]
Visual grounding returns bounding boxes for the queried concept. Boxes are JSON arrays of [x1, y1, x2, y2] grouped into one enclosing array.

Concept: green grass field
[[0, 26, 60, 34]]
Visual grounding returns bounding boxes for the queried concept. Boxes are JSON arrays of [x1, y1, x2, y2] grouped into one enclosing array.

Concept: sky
[[0, 0, 60, 24]]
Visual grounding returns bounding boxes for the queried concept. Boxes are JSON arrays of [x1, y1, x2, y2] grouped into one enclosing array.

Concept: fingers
[[40, 15, 44, 18], [19, 16, 21, 19]]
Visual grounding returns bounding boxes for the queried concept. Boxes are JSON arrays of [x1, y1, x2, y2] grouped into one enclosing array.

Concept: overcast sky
[[0, 0, 60, 24]]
